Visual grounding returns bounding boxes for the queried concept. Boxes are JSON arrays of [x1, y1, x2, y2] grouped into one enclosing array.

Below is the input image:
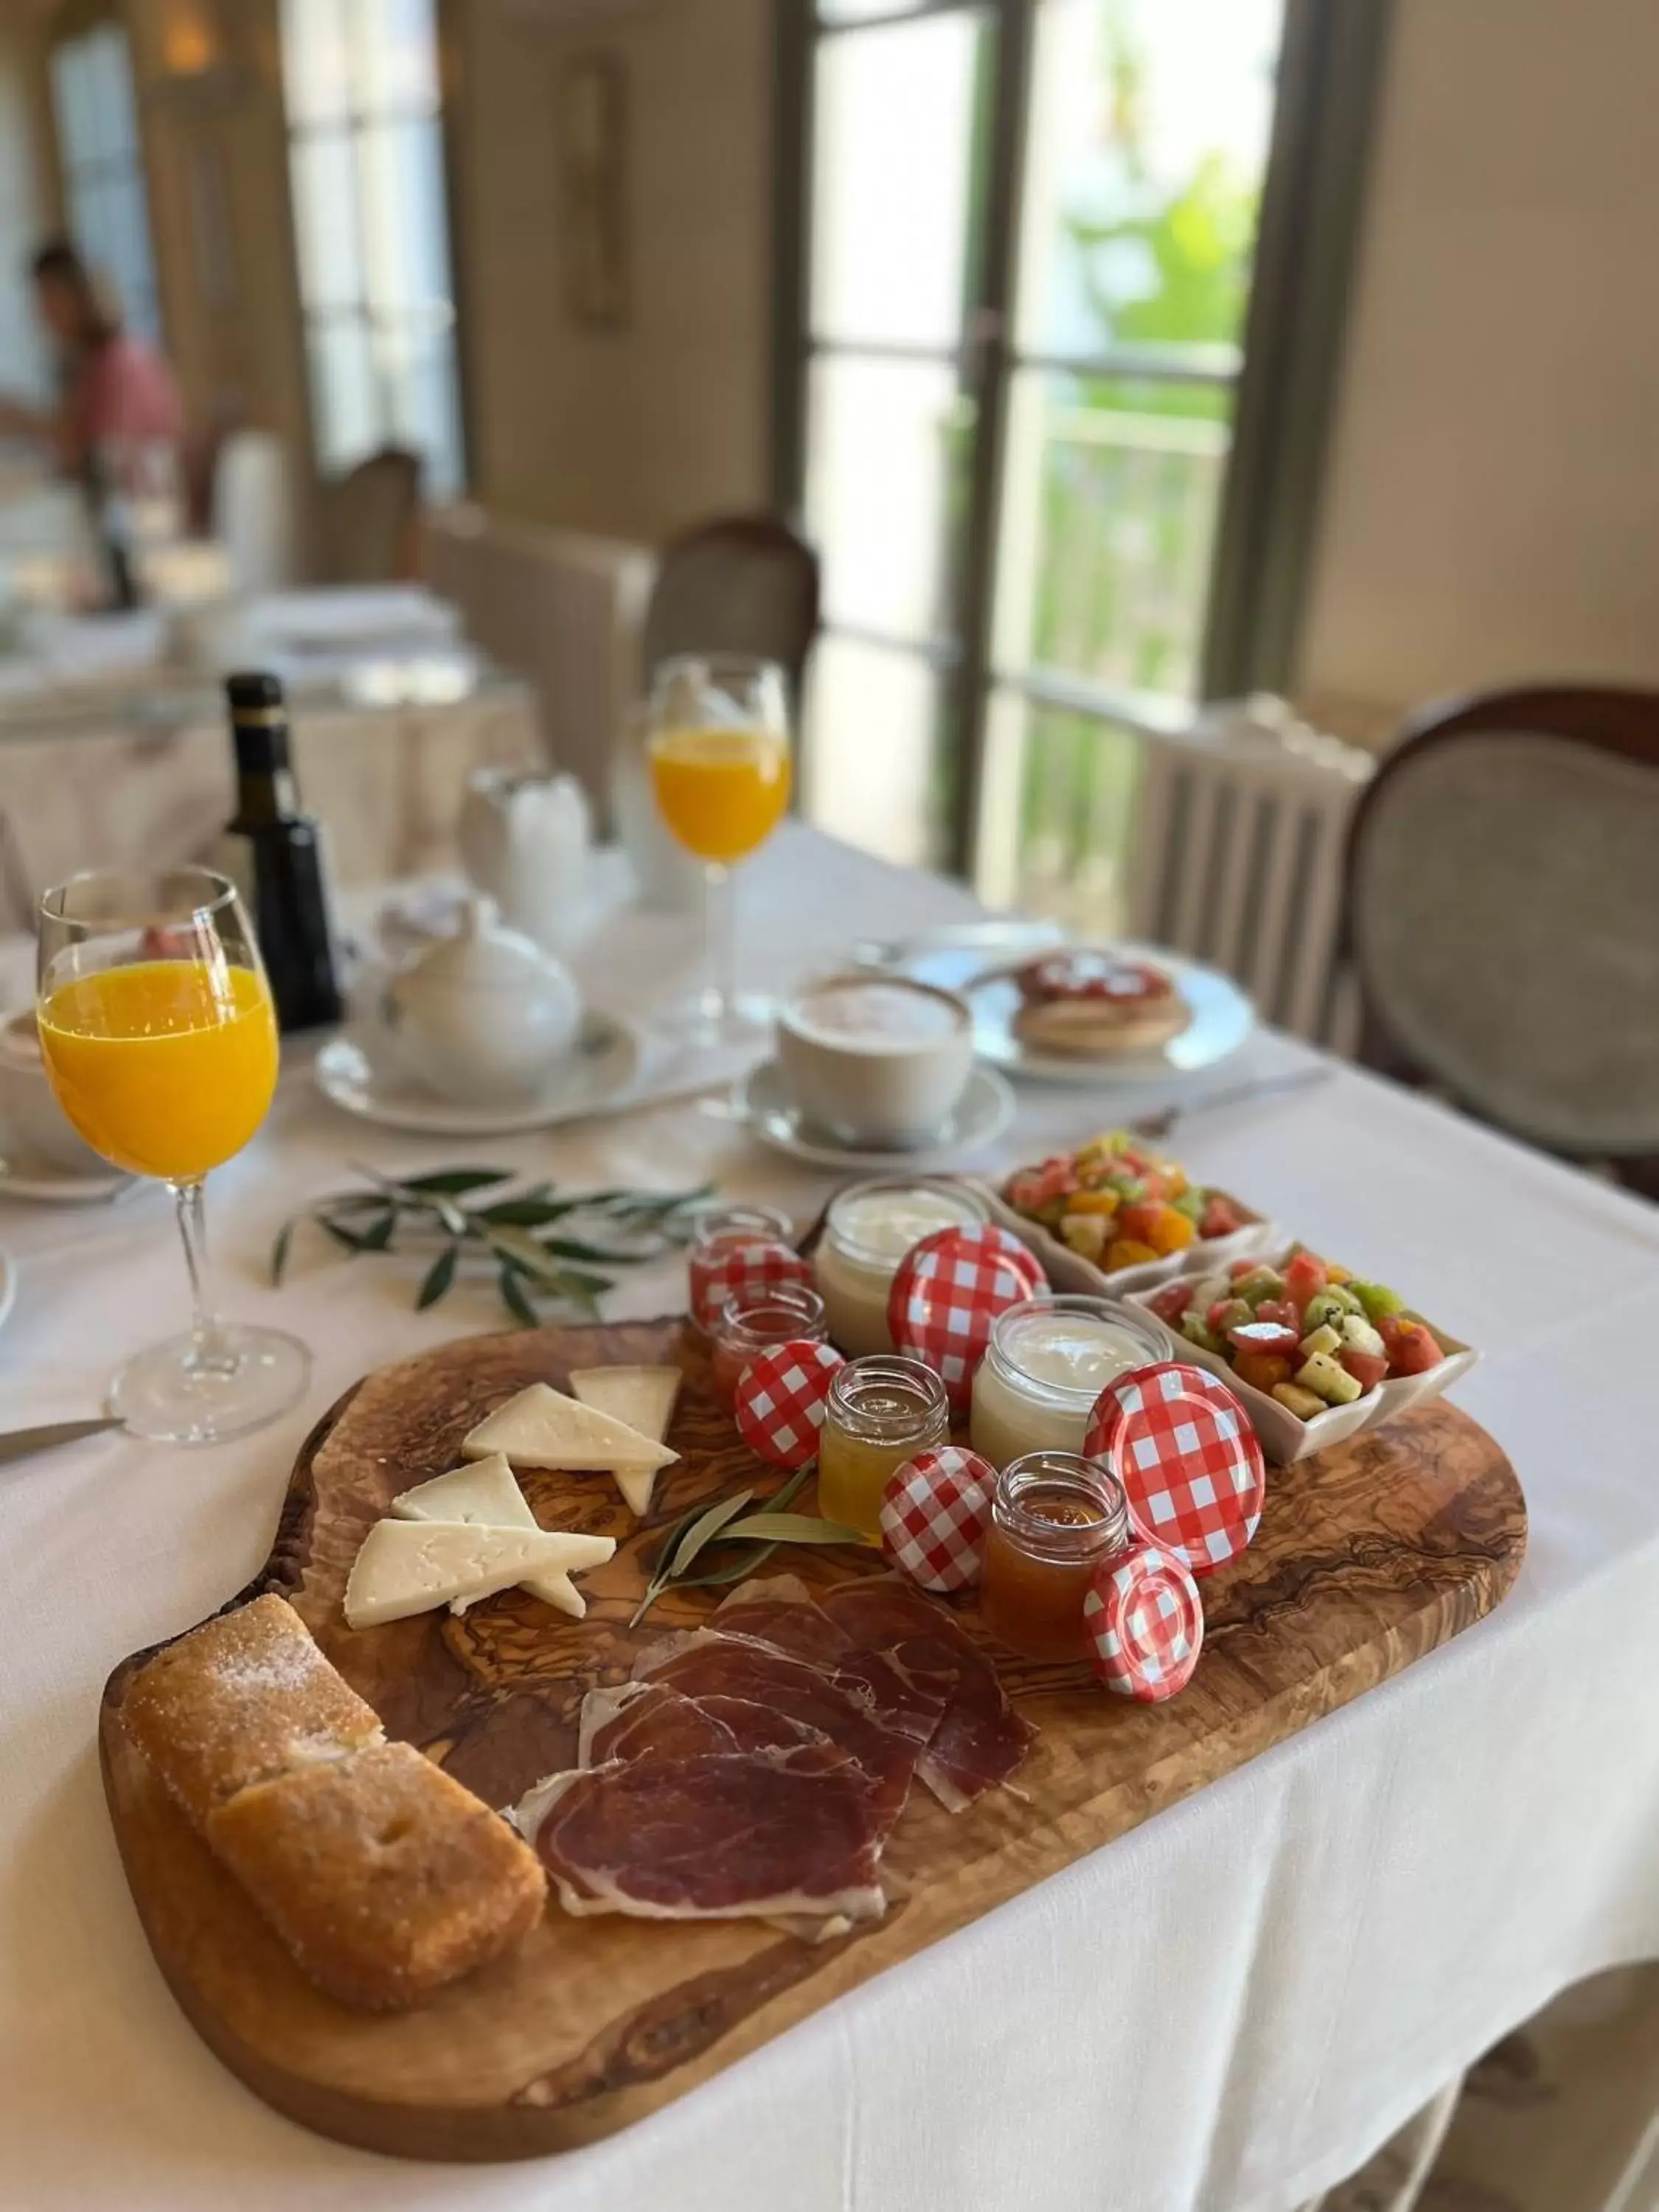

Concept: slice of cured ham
[[520, 1747, 888, 1924], [578, 1680, 832, 1767], [710, 1575, 953, 1749], [819, 1577, 1034, 1812]]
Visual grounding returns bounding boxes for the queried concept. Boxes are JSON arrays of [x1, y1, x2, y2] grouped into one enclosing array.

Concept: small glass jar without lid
[[815, 1354, 950, 1540], [980, 1451, 1134, 1663], [812, 1176, 988, 1357], [711, 1282, 828, 1407], [686, 1201, 796, 1331]]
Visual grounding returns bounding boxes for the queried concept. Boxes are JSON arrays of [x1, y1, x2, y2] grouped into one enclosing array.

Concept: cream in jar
[[970, 1295, 1169, 1469], [813, 1176, 989, 1357]]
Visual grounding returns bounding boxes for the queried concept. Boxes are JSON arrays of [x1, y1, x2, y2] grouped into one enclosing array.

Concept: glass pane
[[373, 315, 463, 496], [804, 637, 953, 870], [306, 316, 380, 473], [50, 43, 93, 166], [355, 116, 453, 315], [805, 354, 973, 644], [975, 689, 1141, 932], [359, 0, 440, 113], [84, 27, 136, 161], [281, 0, 354, 126], [1018, 0, 1283, 360], [291, 131, 364, 310], [995, 366, 1229, 698], [105, 177, 160, 343], [810, 10, 988, 349]]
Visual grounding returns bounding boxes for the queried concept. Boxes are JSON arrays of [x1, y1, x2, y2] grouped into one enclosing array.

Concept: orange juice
[[38, 959, 278, 1180], [649, 726, 791, 863]]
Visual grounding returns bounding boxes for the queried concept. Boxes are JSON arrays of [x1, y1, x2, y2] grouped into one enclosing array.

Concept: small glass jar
[[981, 1452, 1133, 1662], [686, 1202, 796, 1332], [711, 1281, 828, 1407], [812, 1176, 989, 1357], [970, 1294, 1169, 1470], [816, 1354, 950, 1540]]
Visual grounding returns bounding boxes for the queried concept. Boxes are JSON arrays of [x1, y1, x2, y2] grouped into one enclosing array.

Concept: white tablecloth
[[2, 826, 1657, 2212]]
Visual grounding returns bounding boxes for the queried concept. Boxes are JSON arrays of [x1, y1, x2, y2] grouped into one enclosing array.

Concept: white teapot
[[458, 768, 592, 949], [384, 895, 582, 1106]]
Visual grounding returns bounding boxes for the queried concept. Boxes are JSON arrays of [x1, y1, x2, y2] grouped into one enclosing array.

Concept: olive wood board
[[100, 1318, 1526, 2162]]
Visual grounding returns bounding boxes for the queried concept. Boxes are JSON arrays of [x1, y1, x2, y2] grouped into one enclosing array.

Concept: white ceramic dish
[[737, 1059, 1015, 1172], [1123, 1248, 1481, 1465], [891, 941, 1255, 1088], [0, 1150, 131, 1204], [314, 1011, 641, 1137], [974, 1182, 1279, 1303]]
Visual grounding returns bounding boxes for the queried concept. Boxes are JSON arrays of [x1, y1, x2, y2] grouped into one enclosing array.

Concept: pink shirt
[[72, 335, 183, 458]]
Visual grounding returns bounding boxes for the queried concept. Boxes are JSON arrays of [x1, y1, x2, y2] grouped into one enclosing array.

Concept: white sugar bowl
[[384, 895, 582, 1105]]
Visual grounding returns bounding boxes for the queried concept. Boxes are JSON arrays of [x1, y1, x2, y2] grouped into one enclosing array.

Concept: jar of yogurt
[[813, 1176, 990, 1357], [969, 1295, 1171, 1470]]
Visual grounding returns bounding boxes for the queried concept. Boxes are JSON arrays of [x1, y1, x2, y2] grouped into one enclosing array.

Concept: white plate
[[0, 1149, 131, 1204], [315, 1013, 642, 1137], [1124, 1247, 1481, 1466], [895, 941, 1255, 1088], [736, 1060, 1016, 1172]]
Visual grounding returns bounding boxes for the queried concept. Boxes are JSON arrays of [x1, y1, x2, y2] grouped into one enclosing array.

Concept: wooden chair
[[641, 512, 821, 701], [317, 447, 422, 585], [1343, 685, 1659, 1190]]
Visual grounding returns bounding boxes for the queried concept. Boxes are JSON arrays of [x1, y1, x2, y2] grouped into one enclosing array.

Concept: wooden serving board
[[101, 1318, 1526, 2163]]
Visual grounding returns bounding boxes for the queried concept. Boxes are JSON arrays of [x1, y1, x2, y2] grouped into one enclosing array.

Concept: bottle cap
[[225, 671, 286, 717]]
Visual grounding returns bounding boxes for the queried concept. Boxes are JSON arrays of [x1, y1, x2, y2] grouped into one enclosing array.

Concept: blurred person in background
[[0, 239, 182, 487]]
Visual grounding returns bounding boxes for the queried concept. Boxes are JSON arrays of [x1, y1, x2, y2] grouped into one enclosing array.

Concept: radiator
[[1125, 698, 1375, 1053]]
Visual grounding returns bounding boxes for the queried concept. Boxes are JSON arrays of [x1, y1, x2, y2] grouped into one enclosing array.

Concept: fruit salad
[[1004, 1131, 1255, 1276], [1144, 1247, 1445, 1419]]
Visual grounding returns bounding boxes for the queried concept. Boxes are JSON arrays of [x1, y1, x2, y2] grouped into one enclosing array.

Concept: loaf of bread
[[207, 1741, 546, 2011], [120, 1593, 385, 1826], [119, 1594, 545, 2010]]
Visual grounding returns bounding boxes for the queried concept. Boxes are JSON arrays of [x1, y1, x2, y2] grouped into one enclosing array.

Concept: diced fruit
[[1339, 1347, 1388, 1392], [1303, 1286, 1362, 1331], [1104, 1237, 1160, 1272], [1283, 1251, 1328, 1307], [1147, 1279, 1194, 1329], [1180, 1315, 1222, 1353], [1324, 1261, 1353, 1284], [1208, 1296, 1253, 1335], [1117, 1201, 1164, 1246], [1271, 1382, 1327, 1420], [1379, 1316, 1443, 1375], [1066, 1187, 1121, 1216], [1255, 1298, 1300, 1330], [1295, 1350, 1363, 1405], [1060, 1213, 1109, 1261], [1338, 1312, 1386, 1359], [1228, 1320, 1301, 1357], [1170, 1186, 1205, 1222], [1228, 1257, 1262, 1281], [1353, 1279, 1407, 1324], [1298, 1323, 1342, 1360], [1234, 1265, 1285, 1307], [1199, 1194, 1247, 1238], [1233, 1349, 1294, 1394], [1145, 1203, 1197, 1256]]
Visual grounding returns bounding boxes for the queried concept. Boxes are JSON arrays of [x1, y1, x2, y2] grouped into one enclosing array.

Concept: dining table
[[1, 821, 1657, 2212]]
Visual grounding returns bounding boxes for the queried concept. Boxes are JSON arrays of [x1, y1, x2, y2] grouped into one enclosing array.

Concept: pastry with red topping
[[1011, 949, 1189, 1057]]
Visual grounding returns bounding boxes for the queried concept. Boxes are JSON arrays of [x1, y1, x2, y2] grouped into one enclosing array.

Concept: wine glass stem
[[704, 860, 736, 1029], [170, 1178, 234, 1377]]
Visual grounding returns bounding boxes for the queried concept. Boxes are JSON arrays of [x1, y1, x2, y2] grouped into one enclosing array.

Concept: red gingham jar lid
[[888, 1228, 1032, 1410], [689, 1237, 812, 1333], [950, 1221, 1048, 1298], [734, 1339, 846, 1470], [879, 1445, 997, 1593], [1083, 1543, 1204, 1701], [1084, 1360, 1264, 1577]]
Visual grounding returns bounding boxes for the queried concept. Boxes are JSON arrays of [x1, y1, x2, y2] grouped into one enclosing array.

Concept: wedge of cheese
[[344, 1518, 615, 1632], [568, 1367, 682, 1517], [389, 1454, 599, 1619], [462, 1382, 678, 1478]]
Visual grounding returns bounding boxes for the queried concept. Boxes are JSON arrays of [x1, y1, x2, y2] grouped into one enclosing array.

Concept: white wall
[[1296, 0, 1659, 731]]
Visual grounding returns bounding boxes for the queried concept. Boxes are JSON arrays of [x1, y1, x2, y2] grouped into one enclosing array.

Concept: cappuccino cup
[[0, 1009, 111, 1174], [776, 975, 974, 1149]]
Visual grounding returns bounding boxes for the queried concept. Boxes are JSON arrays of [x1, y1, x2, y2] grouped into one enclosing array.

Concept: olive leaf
[[417, 1244, 460, 1310], [718, 1513, 863, 1547]]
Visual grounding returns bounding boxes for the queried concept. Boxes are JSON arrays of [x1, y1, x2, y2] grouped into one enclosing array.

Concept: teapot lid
[[397, 894, 576, 996]]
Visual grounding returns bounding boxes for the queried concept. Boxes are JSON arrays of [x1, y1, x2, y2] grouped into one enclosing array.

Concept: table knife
[[0, 1417, 122, 1467]]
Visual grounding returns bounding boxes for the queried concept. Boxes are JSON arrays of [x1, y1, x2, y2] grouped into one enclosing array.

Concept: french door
[[777, 0, 1374, 928]]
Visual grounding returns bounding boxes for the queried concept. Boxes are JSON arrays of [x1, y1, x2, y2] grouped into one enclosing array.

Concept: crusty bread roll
[[119, 1593, 384, 1827], [206, 1742, 546, 2011]]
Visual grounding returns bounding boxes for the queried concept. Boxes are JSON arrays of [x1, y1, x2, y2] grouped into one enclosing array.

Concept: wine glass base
[[111, 1325, 313, 1446]]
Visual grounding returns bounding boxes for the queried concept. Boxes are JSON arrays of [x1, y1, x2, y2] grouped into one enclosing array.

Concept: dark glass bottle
[[81, 449, 142, 613], [220, 672, 344, 1033]]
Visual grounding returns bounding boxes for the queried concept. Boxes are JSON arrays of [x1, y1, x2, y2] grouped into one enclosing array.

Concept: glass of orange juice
[[36, 867, 310, 1444], [647, 653, 791, 1041]]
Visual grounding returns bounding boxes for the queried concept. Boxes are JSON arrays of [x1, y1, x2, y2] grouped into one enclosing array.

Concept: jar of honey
[[711, 1282, 828, 1407], [815, 1355, 949, 1541], [980, 1452, 1133, 1663]]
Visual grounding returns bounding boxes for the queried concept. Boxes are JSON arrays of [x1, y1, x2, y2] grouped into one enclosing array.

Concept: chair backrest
[[318, 447, 421, 585], [641, 512, 820, 700], [1344, 686, 1659, 1158]]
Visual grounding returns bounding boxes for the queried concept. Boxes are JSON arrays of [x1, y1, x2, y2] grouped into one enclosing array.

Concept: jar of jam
[[812, 1177, 989, 1357], [711, 1282, 828, 1407], [980, 1452, 1133, 1663], [815, 1354, 949, 1541], [686, 1202, 796, 1332]]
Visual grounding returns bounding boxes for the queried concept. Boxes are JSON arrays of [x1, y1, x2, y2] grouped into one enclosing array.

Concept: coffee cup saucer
[[734, 1060, 1015, 1172]]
